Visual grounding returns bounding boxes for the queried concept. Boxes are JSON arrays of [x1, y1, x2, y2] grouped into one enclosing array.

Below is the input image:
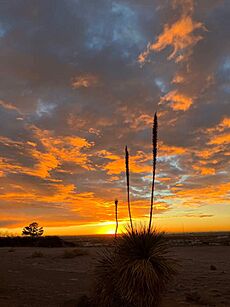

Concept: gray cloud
[[0, 0, 229, 231]]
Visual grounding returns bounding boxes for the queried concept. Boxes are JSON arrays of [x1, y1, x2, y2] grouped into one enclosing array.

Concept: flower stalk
[[125, 145, 133, 232], [148, 112, 158, 232]]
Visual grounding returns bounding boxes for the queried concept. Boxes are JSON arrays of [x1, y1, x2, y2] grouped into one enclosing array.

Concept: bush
[[94, 227, 176, 307]]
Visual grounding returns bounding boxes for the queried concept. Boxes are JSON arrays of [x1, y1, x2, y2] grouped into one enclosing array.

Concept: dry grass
[[8, 248, 15, 252], [62, 248, 89, 259], [30, 251, 44, 258]]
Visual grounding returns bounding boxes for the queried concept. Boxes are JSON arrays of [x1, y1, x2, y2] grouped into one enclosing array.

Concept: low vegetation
[[0, 236, 75, 248], [30, 251, 44, 258], [62, 248, 89, 259]]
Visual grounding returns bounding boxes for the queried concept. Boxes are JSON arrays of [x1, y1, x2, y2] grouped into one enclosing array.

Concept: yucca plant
[[94, 226, 175, 307], [112, 227, 175, 307], [93, 112, 176, 307]]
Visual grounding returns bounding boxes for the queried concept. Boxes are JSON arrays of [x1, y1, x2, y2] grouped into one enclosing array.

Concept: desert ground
[[0, 236, 230, 307]]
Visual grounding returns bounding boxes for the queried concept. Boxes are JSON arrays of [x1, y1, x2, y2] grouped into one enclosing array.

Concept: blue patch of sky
[[221, 84, 230, 94], [219, 57, 230, 80], [158, 156, 183, 172], [0, 26, 5, 38], [154, 78, 168, 93], [85, 1, 146, 59], [36, 100, 56, 118], [177, 174, 189, 184], [0, 23, 7, 38], [218, 57, 230, 94]]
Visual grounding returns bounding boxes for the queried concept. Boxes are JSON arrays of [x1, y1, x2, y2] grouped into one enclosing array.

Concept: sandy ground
[[0, 246, 229, 307]]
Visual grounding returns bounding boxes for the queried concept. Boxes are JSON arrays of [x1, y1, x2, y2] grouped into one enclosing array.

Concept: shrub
[[94, 227, 176, 307]]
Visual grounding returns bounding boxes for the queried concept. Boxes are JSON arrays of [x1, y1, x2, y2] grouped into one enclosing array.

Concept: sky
[[0, 0, 229, 235]]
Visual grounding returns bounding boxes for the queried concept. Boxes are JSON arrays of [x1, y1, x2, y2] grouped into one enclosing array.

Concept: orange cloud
[[220, 117, 230, 129], [205, 117, 230, 145], [195, 149, 214, 159], [0, 100, 20, 112], [27, 128, 93, 177], [128, 114, 153, 130], [0, 128, 93, 179], [98, 150, 151, 175], [207, 117, 230, 133], [209, 133, 230, 145], [193, 165, 216, 176], [160, 143, 187, 156], [99, 143, 187, 176], [172, 73, 185, 84], [152, 16, 204, 62], [72, 74, 99, 88], [161, 90, 193, 111], [173, 182, 230, 206], [138, 0, 206, 64]]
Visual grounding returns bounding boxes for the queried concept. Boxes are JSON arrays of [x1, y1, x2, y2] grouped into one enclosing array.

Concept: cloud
[[159, 143, 187, 156], [160, 90, 193, 111], [172, 182, 230, 207], [172, 73, 185, 84], [206, 116, 230, 145], [0, 100, 20, 112], [184, 214, 214, 218], [0, 0, 229, 233], [192, 165, 216, 176], [72, 74, 100, 88], [209, 133, 230, 145], [138, 0, 206, 64], [0, 126, 92, 179], [98, 150, 151, 175]]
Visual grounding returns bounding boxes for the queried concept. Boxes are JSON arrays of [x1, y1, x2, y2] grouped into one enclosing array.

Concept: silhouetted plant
[[94, 226, 175, 307], [114, 199, 118, 238], [125, 146, 133, 232], [22, 222, 44, 237], [93, 112, 176, 307], [148, 112, 158, 232]]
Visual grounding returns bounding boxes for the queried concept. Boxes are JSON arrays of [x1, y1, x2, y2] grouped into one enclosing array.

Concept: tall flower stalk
[[125, 145, 133, 231], [148, 112, 158, 233], [114, 199, 118, 238]]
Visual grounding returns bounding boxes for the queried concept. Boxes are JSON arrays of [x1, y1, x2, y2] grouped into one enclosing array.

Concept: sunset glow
[[0, 0, 229, 235]]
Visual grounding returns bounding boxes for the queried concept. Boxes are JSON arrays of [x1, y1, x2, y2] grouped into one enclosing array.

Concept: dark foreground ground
[[0, 238, 230, 306]]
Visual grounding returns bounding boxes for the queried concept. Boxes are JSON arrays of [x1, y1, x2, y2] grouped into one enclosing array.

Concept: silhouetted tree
[[22, 222, 44, 237]]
